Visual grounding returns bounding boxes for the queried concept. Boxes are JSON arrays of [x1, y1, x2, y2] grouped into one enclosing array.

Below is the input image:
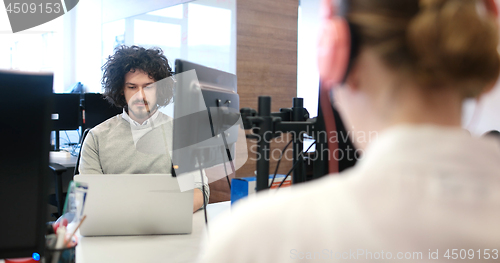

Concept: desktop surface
[[50, 151, 79, 168], [75, 201, 230, 263]]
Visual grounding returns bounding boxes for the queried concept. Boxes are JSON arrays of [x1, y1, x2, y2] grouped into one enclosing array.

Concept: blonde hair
[[346, 0, 500, 97]]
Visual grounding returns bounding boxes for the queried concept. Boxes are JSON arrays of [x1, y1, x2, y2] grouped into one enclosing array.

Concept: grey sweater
[[79, 112, 209, 203]]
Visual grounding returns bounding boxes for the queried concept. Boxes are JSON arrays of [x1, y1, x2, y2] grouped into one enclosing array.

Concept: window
[[101, 0, 236, 76], [0, 18, 65, 92]]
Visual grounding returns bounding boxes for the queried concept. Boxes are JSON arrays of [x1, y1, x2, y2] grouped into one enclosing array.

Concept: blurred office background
[[1, 0, 498, 135], [1, 0, 500, 204]]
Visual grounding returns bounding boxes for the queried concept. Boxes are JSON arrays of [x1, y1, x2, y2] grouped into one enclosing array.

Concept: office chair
[[48, 163, 67, 217], [74, 128, 91, 176]]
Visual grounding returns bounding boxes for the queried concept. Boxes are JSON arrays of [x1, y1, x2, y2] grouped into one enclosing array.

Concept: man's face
[[123, 69, 158, 123]]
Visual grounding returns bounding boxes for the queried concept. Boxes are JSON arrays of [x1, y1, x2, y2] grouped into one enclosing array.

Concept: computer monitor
[[81, 93, 122, 130], [0, 70, 53, 259], [52, 93, 80, 151], [52, 93, 80, 131], [171, 59, 239, 179]]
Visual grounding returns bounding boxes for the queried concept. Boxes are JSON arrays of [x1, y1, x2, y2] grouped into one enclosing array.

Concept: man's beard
[[128, 100, 157, 120]]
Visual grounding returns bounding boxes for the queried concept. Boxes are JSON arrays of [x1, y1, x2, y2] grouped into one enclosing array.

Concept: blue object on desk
[[231, 175, 290, 205], [231, 178, 250, 204]]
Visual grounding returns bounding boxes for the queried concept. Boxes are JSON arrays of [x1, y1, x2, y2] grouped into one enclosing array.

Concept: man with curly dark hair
[[101, 45, 174, 121], [79, 45, 208, 212]]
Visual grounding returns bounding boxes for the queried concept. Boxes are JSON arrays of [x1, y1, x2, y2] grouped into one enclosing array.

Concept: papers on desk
[[50, 151, 72, 159]]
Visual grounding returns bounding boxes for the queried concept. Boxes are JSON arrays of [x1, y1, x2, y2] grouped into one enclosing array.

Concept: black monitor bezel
[[0, 70, 52, 259]]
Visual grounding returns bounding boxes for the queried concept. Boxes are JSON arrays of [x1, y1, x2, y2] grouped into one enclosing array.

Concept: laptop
[[74, 174, 193, 236]]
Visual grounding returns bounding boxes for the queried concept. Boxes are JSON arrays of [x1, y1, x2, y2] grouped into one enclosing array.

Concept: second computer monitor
[[172, 59, 239, 176], [52, 93, 80, 131], [82, 93, 122, 130]]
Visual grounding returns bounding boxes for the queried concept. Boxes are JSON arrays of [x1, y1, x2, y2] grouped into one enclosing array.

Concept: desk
[[76, 201, 231, 263], [50, 152, 78, 169], [49, 153, 79, 216]]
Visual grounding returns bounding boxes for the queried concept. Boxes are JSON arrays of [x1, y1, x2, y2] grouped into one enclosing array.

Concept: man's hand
[[193, 188, 204, 212]]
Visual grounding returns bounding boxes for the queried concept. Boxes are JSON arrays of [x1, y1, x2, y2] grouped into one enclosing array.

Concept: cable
[[277, 141, 317, 189], [64, 131, 72, 145], [78, 127, 82, 145], [196, 153, 208, 227], [215, 106, 234, 191], [57, 133, 70, 146], [268, 139, 293, 188], [70, 144, 81, 157], [226, 173, 232, 189], [63, 130, 81, 157], [220, 146, 232, 190]]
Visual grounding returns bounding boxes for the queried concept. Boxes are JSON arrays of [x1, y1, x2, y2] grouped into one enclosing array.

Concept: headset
[[317, 0, 355, 174], [317, 0, 499, 174]]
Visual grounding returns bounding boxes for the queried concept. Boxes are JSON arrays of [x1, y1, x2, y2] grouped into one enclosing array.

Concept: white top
[[199, 125, 500, 262], [121, 108, 161, 127]]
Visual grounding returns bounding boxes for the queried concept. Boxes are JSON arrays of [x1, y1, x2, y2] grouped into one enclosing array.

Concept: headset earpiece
[[318, 0, 351, 88], [485, 0, 499, 18], [317, 0, 353, 174]]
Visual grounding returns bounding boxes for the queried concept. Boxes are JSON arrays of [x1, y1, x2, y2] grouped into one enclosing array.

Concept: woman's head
[[319, 0, 500, 147]]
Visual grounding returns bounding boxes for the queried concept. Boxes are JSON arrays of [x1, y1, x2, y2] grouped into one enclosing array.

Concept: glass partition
[[102, 0, 236, 74]]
